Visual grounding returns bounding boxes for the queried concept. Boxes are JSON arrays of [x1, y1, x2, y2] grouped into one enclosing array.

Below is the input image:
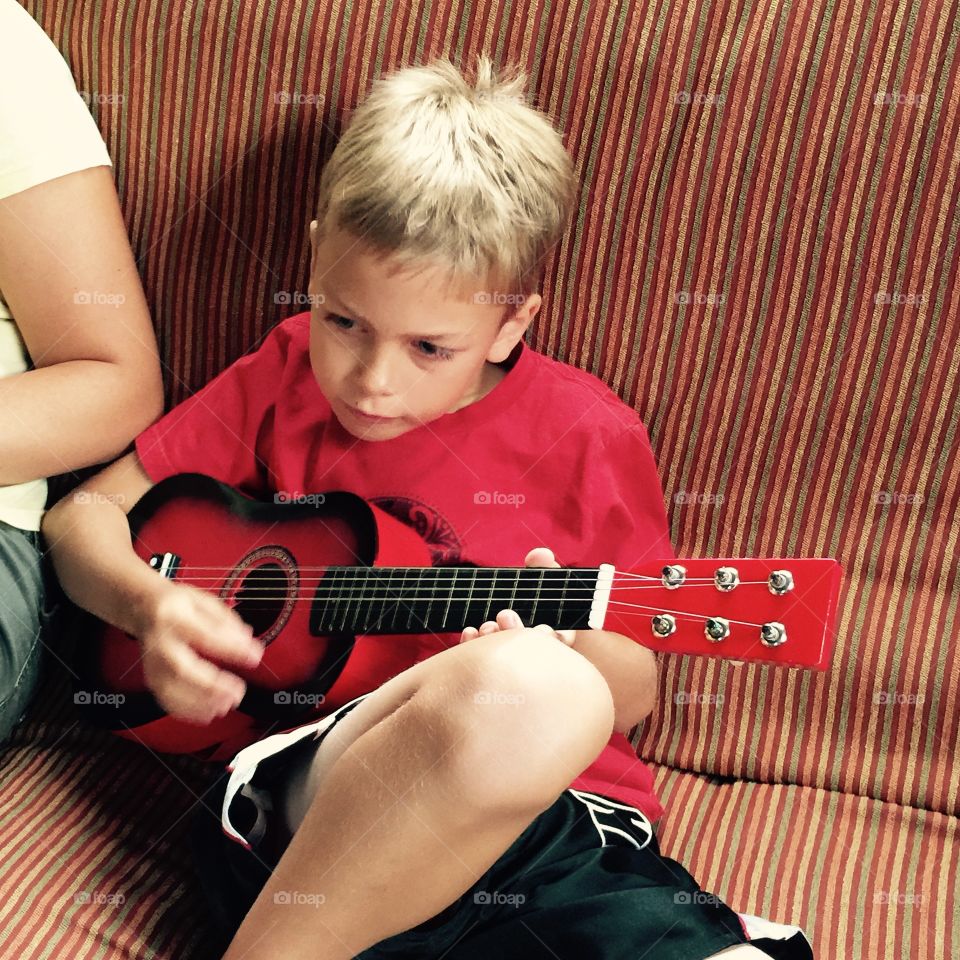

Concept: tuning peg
[[715, 566, 739, 591], [662, 565, 687, 589], [651, 614, 677, 638], [768, 570, 794, 595], [760, 621, 787, 646], [705, 617, 730, 642]]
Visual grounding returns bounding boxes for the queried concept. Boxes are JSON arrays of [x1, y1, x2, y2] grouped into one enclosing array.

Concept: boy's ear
[[309, 219, 319, 274], [487, 294, 542, 363]]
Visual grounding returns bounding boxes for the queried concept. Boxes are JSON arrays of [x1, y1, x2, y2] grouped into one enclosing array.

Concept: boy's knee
[[426, 628, 615, 810]]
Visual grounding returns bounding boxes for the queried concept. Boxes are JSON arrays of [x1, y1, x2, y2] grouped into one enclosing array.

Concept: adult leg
[[222, 625, 617, 960], [0, 521, 46, 746]]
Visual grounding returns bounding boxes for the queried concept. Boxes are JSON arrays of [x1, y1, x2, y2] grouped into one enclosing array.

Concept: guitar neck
[[309, 565, 611, 636]]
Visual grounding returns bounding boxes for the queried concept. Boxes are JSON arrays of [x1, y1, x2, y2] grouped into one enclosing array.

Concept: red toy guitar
[[70, 474, 843, 760]]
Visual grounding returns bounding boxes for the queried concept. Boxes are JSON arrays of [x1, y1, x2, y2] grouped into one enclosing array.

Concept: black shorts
[[188, 694, 814, 960]]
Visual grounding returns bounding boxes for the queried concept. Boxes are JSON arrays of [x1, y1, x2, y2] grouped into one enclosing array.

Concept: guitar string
[[165, 596, 775, 630]]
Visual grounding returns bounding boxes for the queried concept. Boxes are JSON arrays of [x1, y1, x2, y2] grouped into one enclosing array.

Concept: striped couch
[[2, 1, 957, 957]]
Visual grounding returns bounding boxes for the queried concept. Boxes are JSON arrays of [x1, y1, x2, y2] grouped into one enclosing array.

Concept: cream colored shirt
[[0, 0, 112, 530]]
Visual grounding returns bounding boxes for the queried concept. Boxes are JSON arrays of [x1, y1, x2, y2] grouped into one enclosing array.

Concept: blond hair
[[314, 53, 577, 308]]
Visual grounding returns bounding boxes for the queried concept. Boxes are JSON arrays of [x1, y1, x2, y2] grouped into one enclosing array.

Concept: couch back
[[29, 0, 959, 817]]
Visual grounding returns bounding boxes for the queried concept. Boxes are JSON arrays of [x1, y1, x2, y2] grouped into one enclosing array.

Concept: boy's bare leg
[[220, 627, 616, 960]]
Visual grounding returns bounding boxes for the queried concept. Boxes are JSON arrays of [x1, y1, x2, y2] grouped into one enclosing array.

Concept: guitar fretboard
[[309, 566, 602, 635]]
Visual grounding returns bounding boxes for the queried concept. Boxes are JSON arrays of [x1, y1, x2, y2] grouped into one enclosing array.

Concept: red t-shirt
[[134, 312, 675, 821]]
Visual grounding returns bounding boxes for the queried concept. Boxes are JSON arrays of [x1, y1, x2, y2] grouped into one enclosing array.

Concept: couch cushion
[[649, 764, 960, 960], [0, 660, 217, 959], [3, 660, 956, 960], [25, 0, 960, 824]]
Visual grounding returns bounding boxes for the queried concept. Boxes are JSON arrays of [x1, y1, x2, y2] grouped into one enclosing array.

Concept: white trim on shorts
[[221, 692, 371, 847]]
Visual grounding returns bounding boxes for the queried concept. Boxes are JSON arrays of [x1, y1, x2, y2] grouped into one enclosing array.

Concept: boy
[[42, 55, 812, 960]]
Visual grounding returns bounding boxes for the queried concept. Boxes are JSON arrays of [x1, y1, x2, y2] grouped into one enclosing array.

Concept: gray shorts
[[0, 519, 59, 744]]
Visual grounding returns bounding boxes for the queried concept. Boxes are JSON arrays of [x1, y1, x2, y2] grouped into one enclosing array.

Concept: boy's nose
[[354, 349, 396, 396]]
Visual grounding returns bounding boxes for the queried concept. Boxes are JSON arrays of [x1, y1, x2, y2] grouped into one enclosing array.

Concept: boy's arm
[[41, 450, 167, 636], [41, 451, 263, 724], [568, 629, 658, 736]]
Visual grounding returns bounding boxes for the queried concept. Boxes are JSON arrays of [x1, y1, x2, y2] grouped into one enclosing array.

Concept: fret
[[530, 568, 545, 623], [336, 567, 349, 632], [442, 568, 454, 629], [428, 567, 440, 631], [483, 569, 497, 623], [466, 568, 478, 625], [556, 570, 565, 627], [373, 568, 387, 630], [366, 567, 385, 631], [320, 567, 336, 630], [395, 568, 408, 632], [511, 568, 520, 614], [407, 568, 422, 630]]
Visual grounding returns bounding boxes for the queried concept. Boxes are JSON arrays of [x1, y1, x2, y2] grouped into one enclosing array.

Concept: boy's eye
[[323, 314, 456, 362], [414, 340, 456, 362], [325, 314, 354, 330]]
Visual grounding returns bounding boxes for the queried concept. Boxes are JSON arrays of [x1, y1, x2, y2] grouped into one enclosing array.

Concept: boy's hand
[[458, 546, 577, 647], [137, 581, 264, 726]]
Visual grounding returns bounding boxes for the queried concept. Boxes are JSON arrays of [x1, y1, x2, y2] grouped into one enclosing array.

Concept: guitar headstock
[[602, 558, 842, 669]]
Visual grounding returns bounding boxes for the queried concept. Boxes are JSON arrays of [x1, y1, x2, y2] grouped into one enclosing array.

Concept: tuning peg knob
[[662, 565, 687, 589], [651, 614, 677, 637], [715, 566, 739, 591], [705, 617, 730, 642], [760, 621, 787, 646], [768, 570, 794, 595]]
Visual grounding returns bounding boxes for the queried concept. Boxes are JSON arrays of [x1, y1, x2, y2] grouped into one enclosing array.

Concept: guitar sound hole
[[233, 563, 287, 637]]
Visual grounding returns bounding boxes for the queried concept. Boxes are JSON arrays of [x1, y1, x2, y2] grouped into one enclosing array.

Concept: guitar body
[[71, 474, 445, 761]]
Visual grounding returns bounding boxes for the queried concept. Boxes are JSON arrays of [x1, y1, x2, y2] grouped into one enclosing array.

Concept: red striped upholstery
[[3, 0, 957, 956]]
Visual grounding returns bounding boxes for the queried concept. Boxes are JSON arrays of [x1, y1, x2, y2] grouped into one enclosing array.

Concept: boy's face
[[307, 221, 540, 441]]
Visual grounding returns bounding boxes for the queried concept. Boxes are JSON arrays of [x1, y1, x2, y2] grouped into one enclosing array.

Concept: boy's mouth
[[346, 404, 397, 423]]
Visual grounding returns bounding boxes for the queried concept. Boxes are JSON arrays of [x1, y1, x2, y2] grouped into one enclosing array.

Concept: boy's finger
[[496, 609, 523, 629], [523, 547, 559, 568], [159, 642, 246, 719], [189, 609, 263, 668]]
